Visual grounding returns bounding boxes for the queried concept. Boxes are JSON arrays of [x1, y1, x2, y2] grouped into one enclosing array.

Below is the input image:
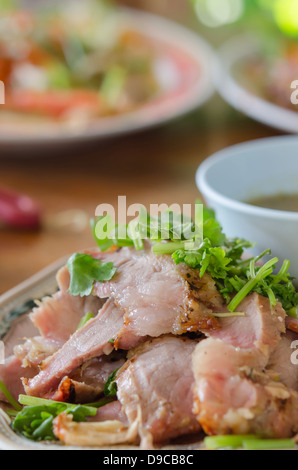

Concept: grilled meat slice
[[94, 247, 222, 336], [192, 337, 298, 437], [21, 246, 224, 400], [22, 299, 135, 398], [116, 335, 201, 447], [286, 316, 298, 334], [211, 292, 286, 353], [31, 265, 104, 343], [53, 355, 126, 403], [192, 293, 298, 437]]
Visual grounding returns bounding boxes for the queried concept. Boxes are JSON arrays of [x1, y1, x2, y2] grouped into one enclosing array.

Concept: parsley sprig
[[90, 204, 298, 316]]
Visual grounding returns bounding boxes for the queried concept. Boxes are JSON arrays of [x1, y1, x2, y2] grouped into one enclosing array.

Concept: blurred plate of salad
[[0, 0, 215, 146]]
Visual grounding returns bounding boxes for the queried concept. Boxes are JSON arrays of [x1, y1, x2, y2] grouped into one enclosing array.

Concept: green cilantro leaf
[[67, 252, 116, 297]]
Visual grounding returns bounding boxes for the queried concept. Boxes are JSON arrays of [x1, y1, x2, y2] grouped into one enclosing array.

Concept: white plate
[[215, 34, 298, 134], [0, 7, 215, 148]]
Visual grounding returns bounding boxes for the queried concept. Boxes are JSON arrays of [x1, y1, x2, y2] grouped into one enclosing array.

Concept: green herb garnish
[[0, 380, 22, 411], [91, 216, 134, 251], [150, 204, 298, 314], [13, 395, 97, 442], [90, 202, 298, 315], [242, 438, 296, 450], [204, 434, 258, 450], [67, 252, 116, 297], [103, 368, 120, 397], [204, 435, 296, 450]]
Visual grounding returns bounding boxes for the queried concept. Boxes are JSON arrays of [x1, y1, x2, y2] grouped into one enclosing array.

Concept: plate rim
[[214, 34, 298, 134]]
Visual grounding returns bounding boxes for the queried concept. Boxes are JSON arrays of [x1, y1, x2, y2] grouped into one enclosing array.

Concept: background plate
[[215, 35, 298, 134], [0, 6, 215, 148]]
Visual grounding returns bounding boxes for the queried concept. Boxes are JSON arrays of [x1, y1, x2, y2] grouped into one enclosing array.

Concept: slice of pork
[[210, 292, 286, 354], [286, 316, 298, 334], [22, 299, 136, 398], [192, 293, 298, 437], [93, 247, 222, 337], [116, 335, 202, 447], [30, 265, 104, 344], [22, 245, 225, 399], [53, 354, 126, 403], [192, 337, 298, 437]]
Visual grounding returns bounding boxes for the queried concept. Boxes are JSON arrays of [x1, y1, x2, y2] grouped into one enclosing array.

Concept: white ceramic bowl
[[196, 136, 298, 279]]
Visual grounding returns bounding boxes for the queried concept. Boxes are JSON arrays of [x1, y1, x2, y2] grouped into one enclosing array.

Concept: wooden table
[[0, 3, 282, 295]]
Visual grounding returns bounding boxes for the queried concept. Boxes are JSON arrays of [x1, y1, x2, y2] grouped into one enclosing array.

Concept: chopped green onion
[[152, 241, 186, 255], [204, 435, 258, 450], [243, 438, 296, 450], [227, 258, 278, 312], [18, 395, 94, 415], [0, 381, 22, 411], [273, 259, 291, 284]]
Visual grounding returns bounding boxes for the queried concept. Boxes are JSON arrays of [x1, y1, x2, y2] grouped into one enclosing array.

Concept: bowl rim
[[196, 135, 298, 221]]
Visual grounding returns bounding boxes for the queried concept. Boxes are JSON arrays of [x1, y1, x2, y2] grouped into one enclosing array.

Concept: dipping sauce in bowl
[[196, 135, 298, 279], [248, 193, 298, 212]]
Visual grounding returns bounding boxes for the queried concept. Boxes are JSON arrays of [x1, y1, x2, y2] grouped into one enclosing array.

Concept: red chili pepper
[[0, 186, 41, 230]]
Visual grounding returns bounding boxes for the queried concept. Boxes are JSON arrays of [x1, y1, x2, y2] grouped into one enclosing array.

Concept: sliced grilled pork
[[286, 316, 298, 333], [53, 354, 126, 403], [116, 335, 201, 447], [192, 337, 298, 437], [192, 293, 298, 437], [211, 292, 286, 353], [31, 266, 104, 343], [23, 299, 135, 398], [23, 245, 224, 399], [94, 247, 222, 336]]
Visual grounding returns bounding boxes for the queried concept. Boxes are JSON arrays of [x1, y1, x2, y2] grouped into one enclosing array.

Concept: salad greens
[[90, 203, 298, 316], [12, 395, 98, 442], [6, 374, 119, 442]]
